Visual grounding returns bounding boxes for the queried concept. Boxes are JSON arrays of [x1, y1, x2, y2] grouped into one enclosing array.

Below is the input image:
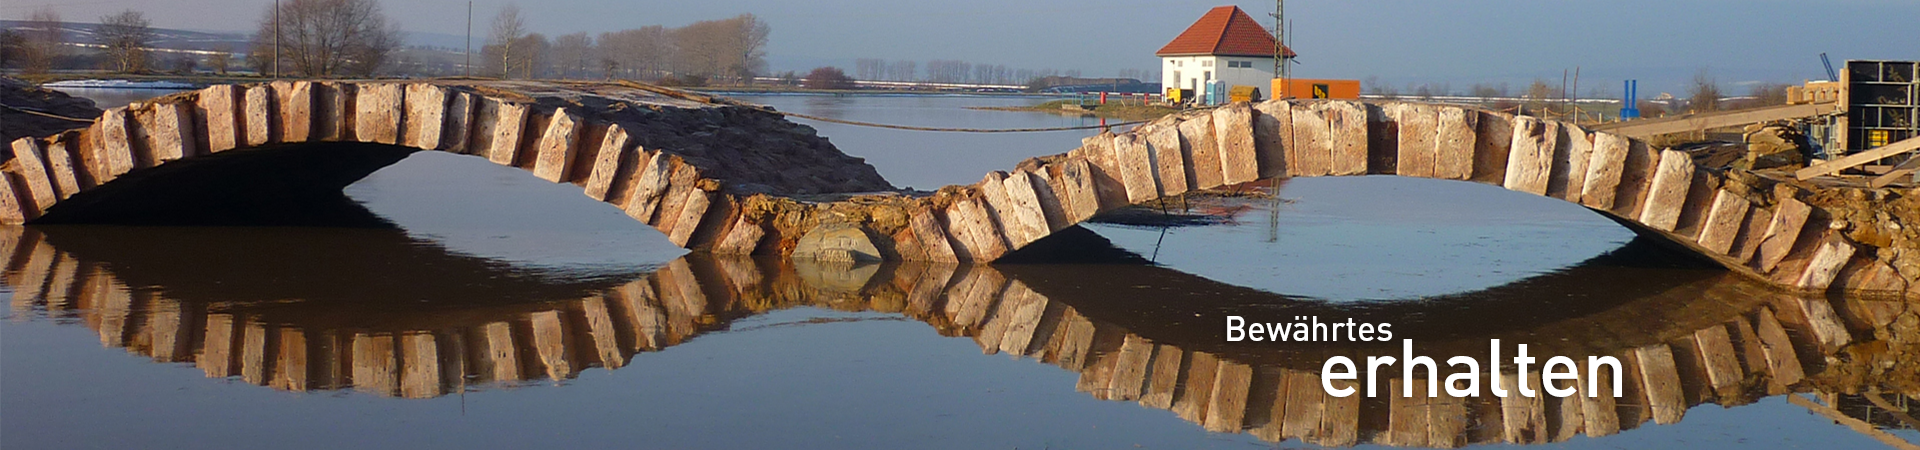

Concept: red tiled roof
[[1155, 6, 1296, 58]]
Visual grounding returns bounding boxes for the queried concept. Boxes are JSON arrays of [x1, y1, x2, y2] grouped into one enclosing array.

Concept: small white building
[[1157, 6, 1295, 99]]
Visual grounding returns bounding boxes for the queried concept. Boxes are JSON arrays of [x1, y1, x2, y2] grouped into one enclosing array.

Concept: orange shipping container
[[1271, 79, 1361, 100]]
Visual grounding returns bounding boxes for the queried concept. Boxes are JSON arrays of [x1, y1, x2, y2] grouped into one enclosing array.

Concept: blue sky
[[9, 0, 1918, 94]]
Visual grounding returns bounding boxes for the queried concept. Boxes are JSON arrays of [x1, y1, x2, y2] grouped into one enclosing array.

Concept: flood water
[[3, 88, 1915, 449]]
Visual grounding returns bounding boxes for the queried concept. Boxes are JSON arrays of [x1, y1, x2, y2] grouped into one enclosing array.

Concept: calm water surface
[[2, 88, 1912, 449]]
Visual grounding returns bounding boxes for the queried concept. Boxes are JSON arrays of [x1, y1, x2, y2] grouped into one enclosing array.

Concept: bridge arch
[[1, 80, 888, 246], [884, 100, 1905, 296]]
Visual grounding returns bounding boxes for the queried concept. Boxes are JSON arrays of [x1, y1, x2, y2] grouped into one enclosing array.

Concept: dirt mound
[[1, 77, 102, 143]]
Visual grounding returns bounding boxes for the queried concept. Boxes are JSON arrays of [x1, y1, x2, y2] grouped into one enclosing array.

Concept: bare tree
[[727, 14, 769, 79], [489, 4, 527, 78], [549, 32, 593, 79], [855, 58, 883, 81], [22, 7, 63, 74], [97, 9, 154, 73], [1747, 81, 1791, 107], [1687, 69, 1722, 113], [250, 0, 402, 77], [515, 33, 549, 79], [208, 45, 234, 74]]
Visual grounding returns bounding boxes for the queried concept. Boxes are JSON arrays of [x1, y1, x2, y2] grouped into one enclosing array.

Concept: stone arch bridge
[[1, 80, 1911, 297]]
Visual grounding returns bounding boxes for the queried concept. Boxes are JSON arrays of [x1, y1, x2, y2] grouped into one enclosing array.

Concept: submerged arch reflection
[[2, 225, 1913, 447]]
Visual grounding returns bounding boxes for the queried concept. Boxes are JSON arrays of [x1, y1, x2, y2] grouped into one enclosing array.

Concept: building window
[[1227, 61, 1253, 68], [1172, 71, 1180, 83], [1202, 60, 1213, 67]]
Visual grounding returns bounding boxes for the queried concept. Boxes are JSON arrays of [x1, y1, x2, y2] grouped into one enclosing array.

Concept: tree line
[[485, 6, 768, 84], [1, 7, 162, 74], [1, 0, 770, 84]]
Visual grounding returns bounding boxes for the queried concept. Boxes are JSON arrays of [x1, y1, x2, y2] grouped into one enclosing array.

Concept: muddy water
[[1, 90, 1913, 449]]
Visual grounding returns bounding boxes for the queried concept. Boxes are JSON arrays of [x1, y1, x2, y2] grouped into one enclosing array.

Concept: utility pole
[[465, 1, 473, 77], [1271, 0, 1287, 98], [272, 0, 279, 79]]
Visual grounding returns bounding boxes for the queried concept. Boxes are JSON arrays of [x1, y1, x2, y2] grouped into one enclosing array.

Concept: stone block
[[97, 108, 137, 180], [402, 84, 449, 150], [1394, 103, 1438, 178], [910, 209, 959, 262], [0, 175, 24, 223], [9, 139, 58, 211], [354, 83, 404, 145], [622, 152, 672, 222], [1026, 169, 1069, 231], [1611, 141, 1660, 219], [1059, 157, 1100, 222], [1327, 101, 1369, 175], [1077, 134, 1130, 210], [1251, 99, 1292, 178], [1111, 133, 1158, 203], [477, 99, 529, 166], [533, 108, 584, 183], [792, 222, 881, 262], [44, 134, 83, 198], [1143, 121, 1188, 196], [714, 215, 765, 255], [244, 84, 274, 146], [1178, 114, 1224, 189], [1695, 190, 1751, 255], [1580, 132, 1632, 209], [196, 85, 241, 152], [1471, 111, 1514, 184], [441, 92, 474, 152], [665, 190, 710, 247], [1754, 198, 1812, 273], [1503, 116, 1556, 195], [1550, 124, 1593, 202], [1795, 236, 1855, 290], [1000, 170, 1052, 247], [141, 102, 194, 164], [1289, 103, 1332, 177], [272, 81, 313, 143], [1433, 106, 1477, 180], [582, 124, 630, 201], [1213, 103, 1259, 184], [313, 82, 350, 141], [1636, 149, 1694, 232], [944, 197, 1009, 262]]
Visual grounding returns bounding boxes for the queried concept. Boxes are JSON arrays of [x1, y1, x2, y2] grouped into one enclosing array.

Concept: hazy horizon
[[6, 0, 1916, 95]]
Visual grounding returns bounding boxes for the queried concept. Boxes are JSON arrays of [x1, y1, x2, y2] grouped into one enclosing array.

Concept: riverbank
[[969, 99, 1180, 121]]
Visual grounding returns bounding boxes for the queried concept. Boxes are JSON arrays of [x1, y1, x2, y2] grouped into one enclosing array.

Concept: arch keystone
[[243, 84, 275, 147], [1394, 103, 1439, 178], [1251, 100, 1293, 178], [1433, 106, 1477, 180], [1326, 101, 1369, 175], [1212, 103, 1258, 184], [354, 83, 405, 145], [403, 84, 451, 150]]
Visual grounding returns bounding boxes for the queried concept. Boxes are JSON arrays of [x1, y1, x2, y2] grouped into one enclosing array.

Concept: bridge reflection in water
[[3, 225, 1915, 448]]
